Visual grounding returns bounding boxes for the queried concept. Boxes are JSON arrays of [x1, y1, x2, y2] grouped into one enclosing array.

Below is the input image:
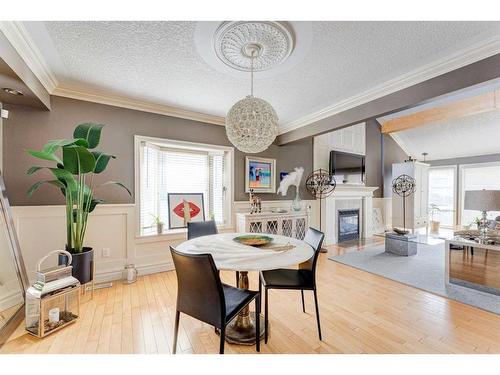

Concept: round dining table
[[176, 232, 314, 345]]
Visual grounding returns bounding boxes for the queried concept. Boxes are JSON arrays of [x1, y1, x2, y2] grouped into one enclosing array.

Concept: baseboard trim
[[137, 261, 175, 276], [93, 261, 175, 283]]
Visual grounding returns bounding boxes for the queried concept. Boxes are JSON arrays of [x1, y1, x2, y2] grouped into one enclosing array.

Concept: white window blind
[[140, 141, 227, 236]]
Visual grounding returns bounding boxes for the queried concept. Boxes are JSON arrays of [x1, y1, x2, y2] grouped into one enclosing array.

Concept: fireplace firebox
[[338, 209, 360, 242]]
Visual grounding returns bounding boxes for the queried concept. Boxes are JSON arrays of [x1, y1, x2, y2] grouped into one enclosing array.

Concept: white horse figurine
[[277, 167, 304, 196]]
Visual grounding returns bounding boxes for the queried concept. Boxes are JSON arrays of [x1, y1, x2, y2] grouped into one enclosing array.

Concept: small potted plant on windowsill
[[27, 123, 130, 285], [429, 204, 441, 232], [150, 214, 164, 235]]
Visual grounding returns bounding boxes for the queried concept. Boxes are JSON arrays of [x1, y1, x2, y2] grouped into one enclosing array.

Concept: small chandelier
[[225, 44, 279, 153]]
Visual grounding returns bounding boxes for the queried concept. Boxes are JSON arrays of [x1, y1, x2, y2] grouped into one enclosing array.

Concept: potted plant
[[27, 123, 130, 284], [150, 214, 164, 235], [429, 204, 441, 232]]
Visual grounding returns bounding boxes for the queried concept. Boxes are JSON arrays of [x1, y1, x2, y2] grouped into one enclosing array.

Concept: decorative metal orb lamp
[[218, 22, 294, 153], [391, 174, 416, 233], [305, 169, 336, 252]]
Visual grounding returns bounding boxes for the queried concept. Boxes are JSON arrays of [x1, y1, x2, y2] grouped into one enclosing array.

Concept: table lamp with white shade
[[464, 189, 500, 241]]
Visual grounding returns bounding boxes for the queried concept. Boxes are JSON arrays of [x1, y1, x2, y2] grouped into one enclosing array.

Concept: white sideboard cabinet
[[236, 211, 309, 240]]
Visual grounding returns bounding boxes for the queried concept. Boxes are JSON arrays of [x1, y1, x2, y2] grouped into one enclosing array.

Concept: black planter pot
[[59, 247, 94, 284]]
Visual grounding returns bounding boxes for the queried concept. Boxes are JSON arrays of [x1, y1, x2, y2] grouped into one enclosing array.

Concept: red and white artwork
[[167, 193, 205, 229]]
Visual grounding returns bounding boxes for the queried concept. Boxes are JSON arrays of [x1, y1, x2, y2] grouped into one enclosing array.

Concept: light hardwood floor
[[2, 238, 500, 354]]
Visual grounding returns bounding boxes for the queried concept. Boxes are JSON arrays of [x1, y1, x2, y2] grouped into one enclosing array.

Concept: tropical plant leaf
[[72, 197, 103, 222], [27, 166, 44, 175], [62, 145, 96, 174], [98, 181, 131, 196], [27, 180, 65, 197], [89, 198, 105, 213], [48, 168, 78, 193], [27, 149, 63, 164], [92, 151, 115, 174], [73, 123, 104, 149], [73, 138, 90, 148], [42, 139, 78, 154]]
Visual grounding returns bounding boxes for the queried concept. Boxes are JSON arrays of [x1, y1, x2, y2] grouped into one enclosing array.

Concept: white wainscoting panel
[[12, 204, 136, 283], [373, 197, 392, 230], [12, 200, 320, 284]]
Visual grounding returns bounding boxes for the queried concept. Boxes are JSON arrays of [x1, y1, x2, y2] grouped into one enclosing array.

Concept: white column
[[362, 195, 373, 239], [324, 196, 337, 245]]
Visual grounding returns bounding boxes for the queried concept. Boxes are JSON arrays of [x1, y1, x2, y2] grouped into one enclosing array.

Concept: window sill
[[135, 229, 187, 244], [135, 224, 234, 244]]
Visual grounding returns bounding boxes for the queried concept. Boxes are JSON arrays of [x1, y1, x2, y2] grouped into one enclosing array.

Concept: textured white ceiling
[[391, 109, 500, 161], [24, 21, 500, 128]]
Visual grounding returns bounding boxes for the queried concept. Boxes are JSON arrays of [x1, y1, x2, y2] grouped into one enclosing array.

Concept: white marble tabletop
[[176, 233, 314, 272]]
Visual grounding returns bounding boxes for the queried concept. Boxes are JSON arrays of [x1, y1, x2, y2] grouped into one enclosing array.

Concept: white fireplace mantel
[[322, 185, 378, 245]]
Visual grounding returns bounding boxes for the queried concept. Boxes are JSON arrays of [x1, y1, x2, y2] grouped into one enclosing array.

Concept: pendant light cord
[[250, 50, 255, 97]]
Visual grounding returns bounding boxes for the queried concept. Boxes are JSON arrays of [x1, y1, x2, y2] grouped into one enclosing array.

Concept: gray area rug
[[329, 242, 500, 315]]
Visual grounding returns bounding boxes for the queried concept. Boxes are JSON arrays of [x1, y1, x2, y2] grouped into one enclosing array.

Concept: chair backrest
[[170, 247, 226, 328], [299, 227, 325, 280], [187, 220, 218, 240]]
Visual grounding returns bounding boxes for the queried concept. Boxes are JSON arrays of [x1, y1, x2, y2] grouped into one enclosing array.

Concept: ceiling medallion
[[214, 21, 294, 72]]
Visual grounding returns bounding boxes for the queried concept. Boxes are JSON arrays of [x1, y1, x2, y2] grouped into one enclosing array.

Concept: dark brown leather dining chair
[[170, 247, 260, 354], [259, 227, 325, 343], [187, 220, 239, 285]]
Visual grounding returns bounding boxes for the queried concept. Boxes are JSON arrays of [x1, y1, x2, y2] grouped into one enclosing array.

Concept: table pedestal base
[[224, 270, 264, 345], [225, 312, 264, 345]]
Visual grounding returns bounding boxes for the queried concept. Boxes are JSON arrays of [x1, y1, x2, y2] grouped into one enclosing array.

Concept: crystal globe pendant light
[[225, 44, 278, 153]]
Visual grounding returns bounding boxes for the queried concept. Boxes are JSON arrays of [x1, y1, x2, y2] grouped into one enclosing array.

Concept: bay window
[[136, 136, 233, 236]]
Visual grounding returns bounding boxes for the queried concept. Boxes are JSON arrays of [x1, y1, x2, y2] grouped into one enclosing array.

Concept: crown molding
[[0, 21, 225, 126], [4, 20, 500, 132], [279, 36, 500, 135], [52, 85, 226, 126], [0, 21, 58, 93]]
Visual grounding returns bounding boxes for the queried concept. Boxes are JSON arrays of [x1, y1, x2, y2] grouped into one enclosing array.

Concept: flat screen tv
[[329, 151, 365, 183]]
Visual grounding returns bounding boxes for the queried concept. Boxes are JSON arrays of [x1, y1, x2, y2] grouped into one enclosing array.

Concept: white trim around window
[[134, 135, 234, 239], [428, 164, 457, 228]]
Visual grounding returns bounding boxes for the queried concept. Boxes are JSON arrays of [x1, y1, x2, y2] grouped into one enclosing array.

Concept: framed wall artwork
[[245, 156, 276, 193], [167, 193, 205, 229]]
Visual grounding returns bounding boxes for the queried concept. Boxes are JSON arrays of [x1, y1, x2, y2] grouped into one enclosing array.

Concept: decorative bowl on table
[[233, 235, 274, 247], [393, 227, 410, 235]]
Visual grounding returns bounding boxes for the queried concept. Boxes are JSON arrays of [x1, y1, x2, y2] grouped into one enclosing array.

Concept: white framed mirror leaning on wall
[[0, 173, 29, 347]]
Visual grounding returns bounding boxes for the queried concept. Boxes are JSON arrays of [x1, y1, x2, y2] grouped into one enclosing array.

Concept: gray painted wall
[[428, 153, 500, 167], [382, 133, 408, 197], [365, 119, 383, 198], [3, 96, 313, 206], [364, 119, 407, 198]]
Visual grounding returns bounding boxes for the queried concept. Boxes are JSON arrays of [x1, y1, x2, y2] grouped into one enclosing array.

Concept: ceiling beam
[[381, 89, 500, 134], [0, 30, 50, 110], [276, 53, 500, 145]]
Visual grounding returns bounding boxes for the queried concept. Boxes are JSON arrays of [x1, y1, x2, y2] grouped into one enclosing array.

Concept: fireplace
[[338, 209, 360, 242]]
